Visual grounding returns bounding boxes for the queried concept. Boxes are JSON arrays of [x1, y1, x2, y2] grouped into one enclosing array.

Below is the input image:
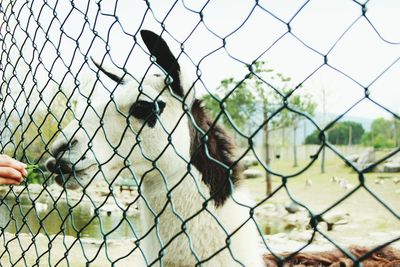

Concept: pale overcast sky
[[2, 0, 400, 123]]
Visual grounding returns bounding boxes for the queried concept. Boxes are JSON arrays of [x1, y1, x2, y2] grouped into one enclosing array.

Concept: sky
[[1, 0, 400, 126]]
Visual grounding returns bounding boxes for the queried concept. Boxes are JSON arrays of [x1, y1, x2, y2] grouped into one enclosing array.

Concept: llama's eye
[[129, 100, 166, 127]]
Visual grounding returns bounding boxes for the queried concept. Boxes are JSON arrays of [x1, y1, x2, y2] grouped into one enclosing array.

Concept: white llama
[[46, 30, 264, 267]]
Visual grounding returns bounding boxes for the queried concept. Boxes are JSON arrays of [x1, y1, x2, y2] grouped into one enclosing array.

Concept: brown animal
[[264, 245, 400, 267]]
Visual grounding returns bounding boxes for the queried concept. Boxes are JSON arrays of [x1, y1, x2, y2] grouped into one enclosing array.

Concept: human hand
[[0, 154, 28, 185]]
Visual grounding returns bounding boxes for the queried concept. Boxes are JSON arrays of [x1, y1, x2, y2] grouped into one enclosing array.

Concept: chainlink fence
[[1, 0, 400, 266]]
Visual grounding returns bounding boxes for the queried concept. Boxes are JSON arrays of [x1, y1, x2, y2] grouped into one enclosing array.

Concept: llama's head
[[46, 30, 240, 206]]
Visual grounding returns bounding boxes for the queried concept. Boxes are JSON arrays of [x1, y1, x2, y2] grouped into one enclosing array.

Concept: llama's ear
[[140, 30, 183, 97], [91, 57, 125, 84]]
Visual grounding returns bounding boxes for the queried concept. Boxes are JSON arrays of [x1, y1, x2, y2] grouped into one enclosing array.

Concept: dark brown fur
[[263, 245, 400, 267], [189, 99, 241, 207]]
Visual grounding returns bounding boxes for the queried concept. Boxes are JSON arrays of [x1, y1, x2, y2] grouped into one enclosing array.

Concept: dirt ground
[[242, 150, 400, 248]]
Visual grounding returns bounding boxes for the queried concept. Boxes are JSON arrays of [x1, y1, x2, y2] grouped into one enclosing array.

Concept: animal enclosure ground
[[243, 150, 400, 247]]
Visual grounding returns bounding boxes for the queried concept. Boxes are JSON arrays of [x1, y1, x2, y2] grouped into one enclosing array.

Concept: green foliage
[[370, 134, 395, 149], [202, 61, 317, 132], [276, 93, 317, 129], [25, 164, 46, 184], [304, 130, 320, 144], [328, 121, 365, 145], [202, 78, 256, 130], [362, 117, 398, 148], [26, 164, 39, 170], [305, 121, 365, 145]]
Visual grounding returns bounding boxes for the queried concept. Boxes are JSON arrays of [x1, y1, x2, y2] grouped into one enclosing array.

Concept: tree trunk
[[321, 146, 326, 173], [321, 130, 328, 173], [395, 121, 399, 147], [264, 113, 272, 196], [321, 88, 326, 174], [348, 125, 352, 146], [293, 126, 298, 167]]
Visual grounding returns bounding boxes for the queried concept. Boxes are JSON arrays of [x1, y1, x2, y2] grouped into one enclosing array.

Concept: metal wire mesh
[[1, 0, 399, 266]]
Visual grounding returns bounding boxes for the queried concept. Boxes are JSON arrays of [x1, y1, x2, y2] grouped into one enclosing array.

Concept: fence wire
[[0, 0, 399, 266]]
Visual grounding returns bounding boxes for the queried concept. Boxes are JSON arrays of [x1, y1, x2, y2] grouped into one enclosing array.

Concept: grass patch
[[242, 149, 400, 240]]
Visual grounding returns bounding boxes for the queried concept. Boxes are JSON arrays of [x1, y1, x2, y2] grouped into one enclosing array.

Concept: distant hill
[[312, 113, 373, 131], [246, 112, 374, 146]]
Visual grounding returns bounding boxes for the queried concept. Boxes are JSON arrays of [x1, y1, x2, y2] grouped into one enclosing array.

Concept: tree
[[203, 61, 317, 195], [203, 62, 282, 195], [202, 78, 256, 132], [328, 121, 365, 145], [362, 118, 396, 148], [320, 87, 329, 173], [305, 130, 320, 145], [305, 121, 365, 146], [394, 117, 400, 147], [275, 93, 316, 167]]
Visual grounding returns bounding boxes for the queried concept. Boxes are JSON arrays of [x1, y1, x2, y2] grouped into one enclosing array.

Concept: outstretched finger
[[0, 167, 24, 182], [0, 177, 21, 185], [0, 155, 27, 176]]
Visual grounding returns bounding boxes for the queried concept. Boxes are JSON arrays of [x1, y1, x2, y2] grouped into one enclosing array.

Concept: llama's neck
[[138, 168, 263, 267], [140, 167, 211, 210]]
